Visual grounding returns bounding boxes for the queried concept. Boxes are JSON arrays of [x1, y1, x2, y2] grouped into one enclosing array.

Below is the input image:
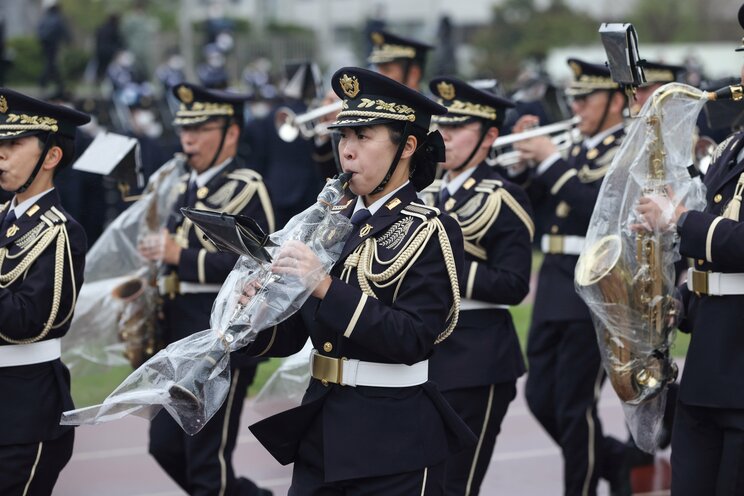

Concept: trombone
[[274, 100, 344, 142], [490, 116, 581, 168]]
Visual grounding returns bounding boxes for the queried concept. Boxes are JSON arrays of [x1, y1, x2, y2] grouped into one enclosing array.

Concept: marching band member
[[421, 77, 534, 495], [367, 29, 432, 91], [637, 6, 744, 492], [0, 89, 88, 495], [138, 83, 274, 496], [241, 67, 474, 495], [512, 59, 630, 496]]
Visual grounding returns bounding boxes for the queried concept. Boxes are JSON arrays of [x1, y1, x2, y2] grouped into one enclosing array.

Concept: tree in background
[[472, 0, 597, 84]]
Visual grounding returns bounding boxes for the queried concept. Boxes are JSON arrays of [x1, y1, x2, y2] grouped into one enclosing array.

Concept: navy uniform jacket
[[244, 183, 475, 482], [421, 163, 532, 390], [520, 127, 624, 322], [161, 157, 273, 366], [0, 190, 86, 445], [242, 101, 324, 221], [677, 130, 744, 409]]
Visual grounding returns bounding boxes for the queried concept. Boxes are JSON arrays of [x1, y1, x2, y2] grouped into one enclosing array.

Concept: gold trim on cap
[[369, 44, 417, 62], [643, 68, 675, 83], [0, 96, 7, 114], [440, 99, 497, 120], [335, 97, 417, 123], [2, 113, 59, 133]]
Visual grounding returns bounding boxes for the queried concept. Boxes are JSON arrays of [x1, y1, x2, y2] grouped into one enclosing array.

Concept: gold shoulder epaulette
[[40, 206, 68, 226], [711, 135, 736, 164], [228, 168, 263, 183], [402, 202, 440, 221], [475, 178, 503, 193]]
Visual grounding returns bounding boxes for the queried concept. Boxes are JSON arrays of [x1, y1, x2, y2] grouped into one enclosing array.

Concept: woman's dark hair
[[386, 122, 436, 190], [37, 133, 76, 175]]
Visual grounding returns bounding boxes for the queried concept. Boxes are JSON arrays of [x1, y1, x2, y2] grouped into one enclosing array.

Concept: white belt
[[0, 338, 61, 367], [158, 279, 222, 295], [687, 268, 744, 296], [460, 298, 509, 311], [541, 234, 586, 255], [310, 351, 428, 387]]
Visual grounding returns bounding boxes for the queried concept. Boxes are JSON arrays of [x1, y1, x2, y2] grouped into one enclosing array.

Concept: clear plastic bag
[[575, 83, 707, 452], [62, 176, 353, 434]]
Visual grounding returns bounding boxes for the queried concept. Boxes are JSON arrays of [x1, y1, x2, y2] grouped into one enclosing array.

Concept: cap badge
[[0, 96, 7, 114], [569, 61, 582, 78], [371, 32, 385, 46], [437, 81, 456, 100], [340, 74, 360, 98], [177, 85, 194, 104]]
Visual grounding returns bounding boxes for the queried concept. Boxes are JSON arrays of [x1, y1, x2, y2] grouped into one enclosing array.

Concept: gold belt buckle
[[311, 353, 343, 386], [162, 272, 180, 300], [548, 235, 564, 254], [691, 269, 709, 295]]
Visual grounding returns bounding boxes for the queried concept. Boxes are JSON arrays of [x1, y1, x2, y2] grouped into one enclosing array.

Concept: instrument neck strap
[[453, 123, 490, 172], [17, 133, 53, 194], [372, 121, 410, 195], [723, 172, 744, 221]]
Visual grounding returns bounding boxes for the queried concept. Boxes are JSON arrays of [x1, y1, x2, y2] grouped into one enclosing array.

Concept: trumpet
[[489, 116, 581, 168], [275, 100, 344, 142]]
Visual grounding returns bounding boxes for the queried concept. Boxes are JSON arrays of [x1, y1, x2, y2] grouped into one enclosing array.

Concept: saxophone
[[112, 155, 186, 368], [575, 83, 742, 405]]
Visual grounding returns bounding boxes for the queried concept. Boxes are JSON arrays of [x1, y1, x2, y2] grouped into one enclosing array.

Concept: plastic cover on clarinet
[[61, 174, 353, 434]]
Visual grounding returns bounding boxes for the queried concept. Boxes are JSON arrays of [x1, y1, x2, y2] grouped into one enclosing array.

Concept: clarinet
[[168, 173, 353, 411]]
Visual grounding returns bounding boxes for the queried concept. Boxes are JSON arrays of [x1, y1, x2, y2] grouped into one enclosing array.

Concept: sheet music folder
[[181, 207, 275, 263]]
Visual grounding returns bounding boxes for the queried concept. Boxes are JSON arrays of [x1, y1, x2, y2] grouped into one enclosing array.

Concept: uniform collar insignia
[[385, 197, 401, 210], [6, 224, 19, 237], [463, 177, 477, 190], [359, 223, 373, 237], [26, 205, 40, 217]]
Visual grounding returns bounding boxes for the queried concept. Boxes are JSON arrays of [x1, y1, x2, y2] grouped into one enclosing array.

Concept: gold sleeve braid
[[0, 221, 78, 344], [343, 217, 460, 344]]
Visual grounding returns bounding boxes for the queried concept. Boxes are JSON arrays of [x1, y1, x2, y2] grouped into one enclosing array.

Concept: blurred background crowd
[[1, 0, 742, 247]]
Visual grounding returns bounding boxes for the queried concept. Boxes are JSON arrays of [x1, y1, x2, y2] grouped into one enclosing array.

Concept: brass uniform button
[[586, 149, 599, 160], [698, 259, 705, 266], [550, 225, 559, 234], [323, 342, 333, 353], [714, 194, 723, 203], [321, 379, 329, 387]]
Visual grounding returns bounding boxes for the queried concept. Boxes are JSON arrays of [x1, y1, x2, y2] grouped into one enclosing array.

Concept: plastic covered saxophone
[[575, 83, 741, 451]]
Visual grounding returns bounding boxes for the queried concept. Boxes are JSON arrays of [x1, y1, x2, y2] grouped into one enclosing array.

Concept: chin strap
[[204, 120, 231, 172], [590, 91, 615, 138], [453, 124, 490, 172], [16, 133, 53, 194], [371, 122, 411, 194]]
